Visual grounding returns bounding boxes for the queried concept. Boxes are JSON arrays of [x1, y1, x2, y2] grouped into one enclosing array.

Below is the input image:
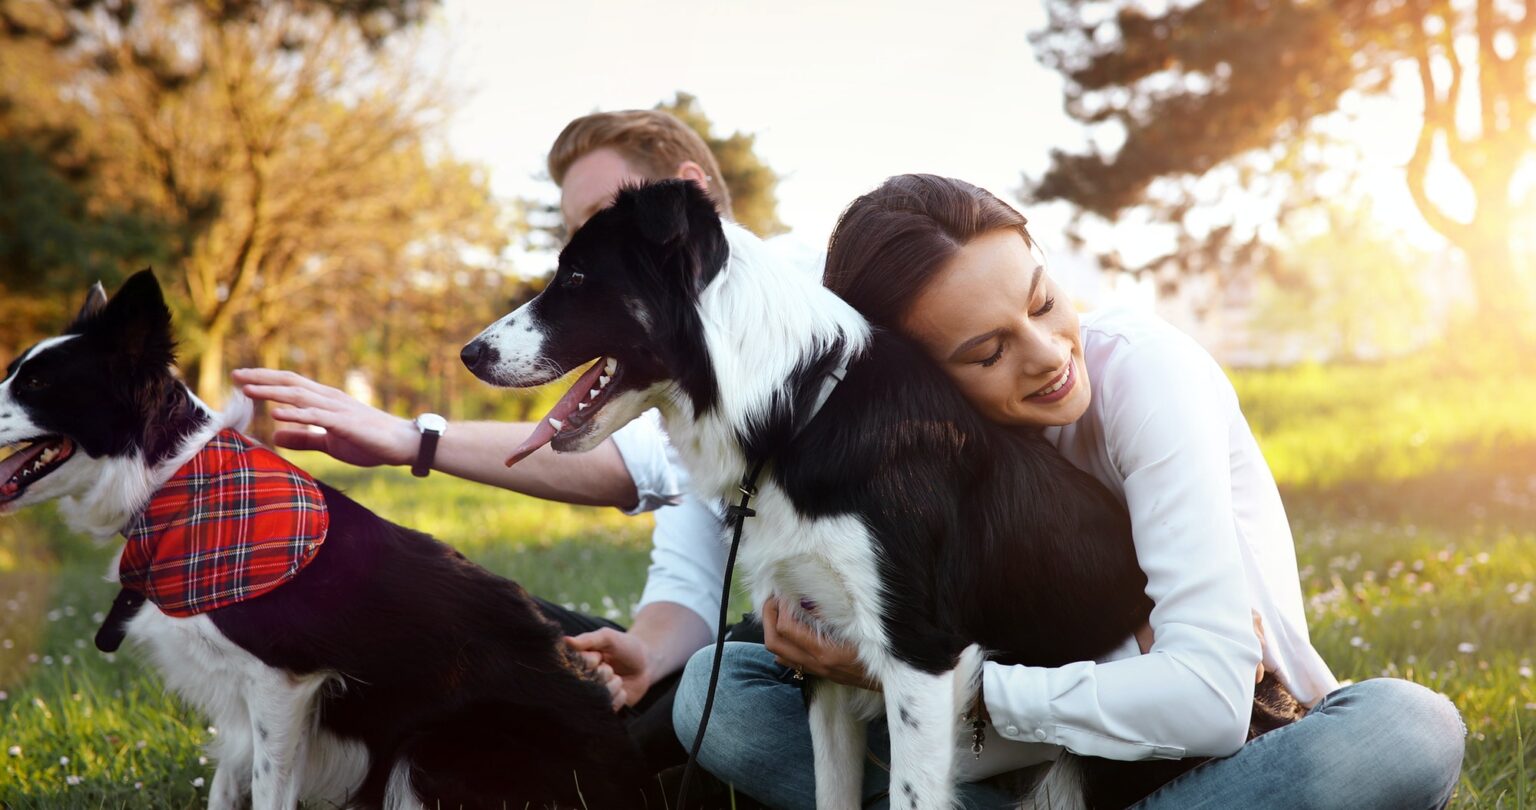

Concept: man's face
[[560, 147, 652, 234]]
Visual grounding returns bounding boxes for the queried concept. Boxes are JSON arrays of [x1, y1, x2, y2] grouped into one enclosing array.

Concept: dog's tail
[[1026, 753, 1088, 810]]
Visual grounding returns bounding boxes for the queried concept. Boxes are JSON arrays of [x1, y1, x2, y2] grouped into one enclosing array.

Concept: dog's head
[[464, 180, 729, 465], [0, 270, 199, 513]]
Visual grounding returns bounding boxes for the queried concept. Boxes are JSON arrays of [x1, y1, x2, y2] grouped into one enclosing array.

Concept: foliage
[[0, 0, 531, 426], [1029, 0, 1536, 328], [1250, 207, 1436, 361]]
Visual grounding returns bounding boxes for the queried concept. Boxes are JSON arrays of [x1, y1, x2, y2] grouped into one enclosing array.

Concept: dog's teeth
[[577, 402, 588, 411], [588, 389, 599, 400], [548, 417, 564, 430], [599, 375, 610, 387], [604, 358, 617, 375]]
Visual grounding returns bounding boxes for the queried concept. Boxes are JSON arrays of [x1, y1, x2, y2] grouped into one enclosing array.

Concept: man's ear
[[71, 282, 109, 328], [633, 181, 694, 246], [99, 269, 176, 365]]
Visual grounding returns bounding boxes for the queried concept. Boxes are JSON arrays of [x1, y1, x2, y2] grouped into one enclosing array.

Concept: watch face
[[415, 413, 447, 434]]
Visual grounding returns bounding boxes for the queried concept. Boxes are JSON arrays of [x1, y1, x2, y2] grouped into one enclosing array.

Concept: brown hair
[[547, 110, 734, 218], [824, 174, 1035, 329]]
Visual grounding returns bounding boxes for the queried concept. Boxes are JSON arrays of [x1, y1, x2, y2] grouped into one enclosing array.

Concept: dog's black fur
[[469, 181, 1302, 808], [7, 272, 646, 809]]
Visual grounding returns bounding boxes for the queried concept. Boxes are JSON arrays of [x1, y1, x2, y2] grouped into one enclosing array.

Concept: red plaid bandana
[[120, 429, 329, 617]]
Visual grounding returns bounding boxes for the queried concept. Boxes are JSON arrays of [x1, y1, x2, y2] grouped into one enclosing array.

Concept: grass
[[2, 347, 1535, 807]]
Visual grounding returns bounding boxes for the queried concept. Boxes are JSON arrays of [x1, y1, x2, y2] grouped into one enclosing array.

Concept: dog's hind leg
[[809, 680, 867, 810], [245, 667, 329, 810]]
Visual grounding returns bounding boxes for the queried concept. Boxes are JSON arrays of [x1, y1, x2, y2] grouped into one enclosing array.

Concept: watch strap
[[412, 427, 442, 478]]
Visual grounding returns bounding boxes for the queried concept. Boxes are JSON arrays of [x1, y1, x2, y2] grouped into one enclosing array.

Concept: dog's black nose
[[461, 340, 485, 371]]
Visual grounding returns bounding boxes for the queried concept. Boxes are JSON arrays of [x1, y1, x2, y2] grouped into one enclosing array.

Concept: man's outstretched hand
[[567, 628, 656, 712], [231, 368, 418, 468]]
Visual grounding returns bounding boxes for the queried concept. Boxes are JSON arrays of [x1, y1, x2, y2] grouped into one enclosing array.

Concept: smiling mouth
[[505, 357, 622, 466], [0, 437, 75, 504], [1027, 360, 1074, 401]]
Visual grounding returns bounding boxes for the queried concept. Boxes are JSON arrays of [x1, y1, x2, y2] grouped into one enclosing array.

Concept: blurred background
[[1, 0, 1534, 806]]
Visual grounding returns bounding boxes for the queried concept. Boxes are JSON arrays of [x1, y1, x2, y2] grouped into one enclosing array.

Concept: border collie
[[462, 180, 1301, 810], [0, 272, 644, 809]]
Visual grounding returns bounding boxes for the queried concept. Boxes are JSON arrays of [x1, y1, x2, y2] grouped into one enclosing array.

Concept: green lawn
[[2, 350, 1534, 808]]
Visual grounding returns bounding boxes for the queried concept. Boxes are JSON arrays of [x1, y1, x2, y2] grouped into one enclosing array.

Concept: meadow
[[2, 349, 1534, 808]]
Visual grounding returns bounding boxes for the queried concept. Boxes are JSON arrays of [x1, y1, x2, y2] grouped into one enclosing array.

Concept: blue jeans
[[673, 642, 1465, 810]]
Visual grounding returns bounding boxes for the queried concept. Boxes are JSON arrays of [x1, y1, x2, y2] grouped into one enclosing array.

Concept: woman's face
[[901, 229, 1090, 427]]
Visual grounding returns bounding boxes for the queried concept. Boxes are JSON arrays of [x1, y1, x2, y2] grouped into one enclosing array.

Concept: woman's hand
[[762, 596, 881, 691], [231, 368, 419, 468]]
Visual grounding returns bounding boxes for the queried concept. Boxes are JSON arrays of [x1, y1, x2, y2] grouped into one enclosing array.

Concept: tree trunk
[[196, 325, 227, 408]]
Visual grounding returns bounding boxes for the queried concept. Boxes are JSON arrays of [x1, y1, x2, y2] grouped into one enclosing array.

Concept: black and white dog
[[0, 271, 645, 809], [463, 181, 1299, 810]]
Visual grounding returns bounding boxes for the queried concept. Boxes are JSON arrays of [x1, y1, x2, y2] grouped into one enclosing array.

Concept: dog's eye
[[18, 374, 45, 391], [564, 271, 585, 289]]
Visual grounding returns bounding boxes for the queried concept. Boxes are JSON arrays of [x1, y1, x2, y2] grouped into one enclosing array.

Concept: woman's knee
[[1312, 678, 1465, 806]]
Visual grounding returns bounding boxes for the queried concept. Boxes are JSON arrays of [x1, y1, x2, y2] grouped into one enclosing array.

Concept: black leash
[[676, 456, 767, 810]]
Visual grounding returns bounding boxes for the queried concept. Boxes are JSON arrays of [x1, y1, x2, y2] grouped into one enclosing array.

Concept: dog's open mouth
[[506, 358, 621, 467], [0, 437, 75, 503]]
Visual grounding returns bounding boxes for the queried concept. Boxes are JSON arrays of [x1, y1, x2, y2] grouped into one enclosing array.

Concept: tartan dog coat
[[119, 429, 329, 617]]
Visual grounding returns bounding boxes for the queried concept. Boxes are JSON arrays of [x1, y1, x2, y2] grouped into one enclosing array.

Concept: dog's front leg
[[809, 679, 867, 810], [245, 668, 328, 810], [882, 646, 984, 810], [208, 745, 251, 810]]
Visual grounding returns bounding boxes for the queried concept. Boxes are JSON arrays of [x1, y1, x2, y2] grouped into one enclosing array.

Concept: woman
[[672, 175, 1464, 809]]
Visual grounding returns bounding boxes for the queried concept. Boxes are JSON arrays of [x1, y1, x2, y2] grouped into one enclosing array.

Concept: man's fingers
[[567, 627, 619, 653], [242, 384, 339, 411], [270, 429, 327, 452], [270, 407, 344, 431], [234, 368, 347, 401]]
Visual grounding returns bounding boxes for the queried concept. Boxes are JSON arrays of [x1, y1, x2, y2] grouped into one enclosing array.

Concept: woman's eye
[[1030, 296, 1056, 318], [978, 346, 1004, 368], [564, 271, 585, 289]]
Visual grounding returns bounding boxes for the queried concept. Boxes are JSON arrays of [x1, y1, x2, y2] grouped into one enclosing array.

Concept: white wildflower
[[192, 776, 205, 788], [1457, 642, 1477, 654], [7, 745, 19, 756]]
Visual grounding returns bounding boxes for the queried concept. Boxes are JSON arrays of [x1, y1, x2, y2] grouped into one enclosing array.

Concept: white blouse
[[610, 304, 1337, 772]]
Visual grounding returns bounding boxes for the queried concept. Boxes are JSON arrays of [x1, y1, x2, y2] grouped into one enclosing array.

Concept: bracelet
[[962, 690, 987, 759]]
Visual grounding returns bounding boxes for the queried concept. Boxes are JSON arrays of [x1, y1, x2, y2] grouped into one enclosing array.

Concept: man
[[231, 109, 743, 771]]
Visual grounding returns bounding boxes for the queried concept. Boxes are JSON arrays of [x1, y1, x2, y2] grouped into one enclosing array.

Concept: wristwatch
[[411, 413, 447, 477]]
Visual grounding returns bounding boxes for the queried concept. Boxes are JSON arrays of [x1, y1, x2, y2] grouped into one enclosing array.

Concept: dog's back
[[762, 329, 1153, 673], [206, 481, 646, 808]]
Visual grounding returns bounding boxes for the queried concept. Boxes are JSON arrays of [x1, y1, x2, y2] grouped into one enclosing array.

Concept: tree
[[0, 0, 498, 404], [1030, 0, 1535, 331]]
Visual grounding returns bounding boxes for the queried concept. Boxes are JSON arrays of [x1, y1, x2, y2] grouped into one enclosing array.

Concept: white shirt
[[609, 303, 1336, 768]]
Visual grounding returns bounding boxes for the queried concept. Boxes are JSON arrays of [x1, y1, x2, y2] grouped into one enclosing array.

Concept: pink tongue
[[0, 443, 46, 495], [505, 359, 609, 467]]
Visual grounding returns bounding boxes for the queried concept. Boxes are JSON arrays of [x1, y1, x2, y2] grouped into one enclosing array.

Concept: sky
[[422, 0, 1459, 306]]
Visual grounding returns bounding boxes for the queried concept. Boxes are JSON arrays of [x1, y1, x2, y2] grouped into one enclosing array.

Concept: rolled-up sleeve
[[980, 336, 1261, 760], [609, 409, 683, 515], [636, 492, 730, 634]]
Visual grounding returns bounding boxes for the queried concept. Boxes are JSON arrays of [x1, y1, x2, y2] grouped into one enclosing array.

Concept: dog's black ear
[[74, 282, 109, 325], [633, 181, 697, 246], [98, 269, 176, 366]]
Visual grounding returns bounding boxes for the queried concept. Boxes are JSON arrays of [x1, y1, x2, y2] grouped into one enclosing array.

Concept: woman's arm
[[981, 333, 1262, 760]]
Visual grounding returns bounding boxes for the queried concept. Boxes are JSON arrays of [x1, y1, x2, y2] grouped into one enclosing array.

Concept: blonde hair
[[547, 110, 734, 218]]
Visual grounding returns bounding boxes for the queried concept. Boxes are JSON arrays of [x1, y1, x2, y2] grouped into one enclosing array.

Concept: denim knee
[[1305, 678, 1465, 808]]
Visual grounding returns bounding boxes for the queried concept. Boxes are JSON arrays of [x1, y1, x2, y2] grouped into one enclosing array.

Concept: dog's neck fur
[[656, 224, 871, 501], [58, 388, 249, 539]]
